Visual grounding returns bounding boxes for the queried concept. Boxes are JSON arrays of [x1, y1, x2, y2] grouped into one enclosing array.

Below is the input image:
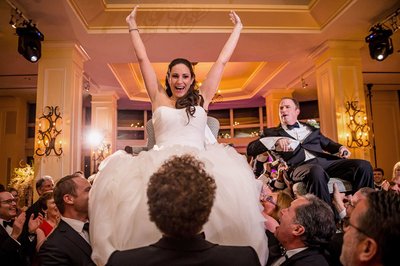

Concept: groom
[[247, 97, 374, 204]]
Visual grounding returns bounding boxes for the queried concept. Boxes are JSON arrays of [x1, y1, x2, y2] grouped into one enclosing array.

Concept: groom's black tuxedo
[[106, 234, 261, 266], [38, 220, 95, 266], [247, 123, 374, 204], [248, 124, 342, 167]]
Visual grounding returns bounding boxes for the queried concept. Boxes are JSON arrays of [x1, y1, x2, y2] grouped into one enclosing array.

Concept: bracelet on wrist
[[129, 28, 139, 32]]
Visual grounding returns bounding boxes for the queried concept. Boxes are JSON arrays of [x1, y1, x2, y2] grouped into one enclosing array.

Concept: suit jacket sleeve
[[247, 128, 280, 157], [317, 132, 342, 154]]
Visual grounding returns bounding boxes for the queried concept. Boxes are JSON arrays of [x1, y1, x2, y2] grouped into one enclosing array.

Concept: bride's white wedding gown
[[89, 106, 268, 265]]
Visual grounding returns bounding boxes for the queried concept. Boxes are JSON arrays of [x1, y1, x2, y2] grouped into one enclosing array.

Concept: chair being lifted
[[252, 151, 352, 197], [128, 116, 220, 154]]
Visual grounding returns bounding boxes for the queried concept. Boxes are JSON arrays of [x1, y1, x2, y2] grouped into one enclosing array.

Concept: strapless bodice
[[152, 106, 207, 150]]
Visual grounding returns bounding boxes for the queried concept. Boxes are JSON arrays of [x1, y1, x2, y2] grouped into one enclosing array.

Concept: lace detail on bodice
[[152, 106, 207, 150]]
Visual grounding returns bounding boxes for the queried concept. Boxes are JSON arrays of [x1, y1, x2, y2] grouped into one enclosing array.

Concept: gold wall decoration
[[35, 106, 63, 156], [345, 101, 370, 148]]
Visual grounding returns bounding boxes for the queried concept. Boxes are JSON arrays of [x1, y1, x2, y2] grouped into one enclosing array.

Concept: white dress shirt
[[260, 122, 316, 162], [61, 216, 90, 243]]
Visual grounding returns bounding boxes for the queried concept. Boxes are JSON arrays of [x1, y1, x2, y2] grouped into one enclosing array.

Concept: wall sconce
[[345, 101, 370, 148], [92, 142, 111, 173], [36, 106, 63, 156]]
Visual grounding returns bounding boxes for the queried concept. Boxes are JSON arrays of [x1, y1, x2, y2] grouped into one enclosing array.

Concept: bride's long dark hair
[[165, 58, 204, 120]]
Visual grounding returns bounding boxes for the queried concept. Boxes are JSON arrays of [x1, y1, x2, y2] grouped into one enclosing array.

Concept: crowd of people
[[1, 6, 400, 266]]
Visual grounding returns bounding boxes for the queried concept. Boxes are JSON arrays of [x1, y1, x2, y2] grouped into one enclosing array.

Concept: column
[[90, 92, 119, 173], [34, 42, 89, 183], [311, 40, 370, 160]]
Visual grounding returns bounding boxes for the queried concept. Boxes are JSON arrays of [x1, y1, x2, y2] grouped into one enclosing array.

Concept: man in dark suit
[[0, 191, 43, 266], [247, 97, 374, 204], [268, 194, 336, 266], [340, 190, 400, 266], [23, 176, 54, 231], [106, 154, 261, 266], [38, 173, 95, 266]]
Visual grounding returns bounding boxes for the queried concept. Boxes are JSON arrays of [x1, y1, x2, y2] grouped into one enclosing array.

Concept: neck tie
[[286, 122, 300, 130], [3, 220, 14, 228], [280, 246, 288, 259], [83, 222, 90, 232]]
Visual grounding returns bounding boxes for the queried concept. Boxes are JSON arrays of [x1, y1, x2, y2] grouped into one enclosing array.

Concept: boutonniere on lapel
[[306, 119, 320, 128]]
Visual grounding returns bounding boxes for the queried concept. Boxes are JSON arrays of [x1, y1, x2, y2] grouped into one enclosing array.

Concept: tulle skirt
[[89, 143, 268, 265]]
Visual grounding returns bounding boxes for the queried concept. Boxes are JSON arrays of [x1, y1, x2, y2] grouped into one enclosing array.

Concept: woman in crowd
[[89, 6, 267, 266], [381, 161, 400, 192], [36, 191, 60, 251], [260, 188, 293, 233]]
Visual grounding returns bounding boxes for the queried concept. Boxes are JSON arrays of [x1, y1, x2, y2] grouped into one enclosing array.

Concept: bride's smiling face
[[167, 63, 194, 99]]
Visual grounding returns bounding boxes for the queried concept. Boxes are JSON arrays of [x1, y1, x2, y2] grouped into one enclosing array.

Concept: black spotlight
[[365, 25, 393, 61], [16, 25, 44, 63]]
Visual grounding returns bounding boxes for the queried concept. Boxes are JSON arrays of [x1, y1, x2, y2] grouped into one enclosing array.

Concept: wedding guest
[[8, 187, 24, 215], [340, 190, 400, 266], [106, 154, 261, 266], [373, 168, 385, 190], [0, 191, 42, 266], [327, 184, 375, 266], [35, 191, 60, 251], [38, 174, 95, 265], [24, 176, 54, 227], [269, 194, 336, 266], [260, 188, 293, 233]]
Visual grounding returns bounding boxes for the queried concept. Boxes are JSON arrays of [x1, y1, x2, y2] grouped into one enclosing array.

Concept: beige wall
[[369, 90, 400, 178], [0, 96, 29, 187]]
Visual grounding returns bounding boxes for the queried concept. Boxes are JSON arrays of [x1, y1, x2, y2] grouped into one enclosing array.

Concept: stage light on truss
[[16, 25, 45, 63], [365, 25, 393, 61]]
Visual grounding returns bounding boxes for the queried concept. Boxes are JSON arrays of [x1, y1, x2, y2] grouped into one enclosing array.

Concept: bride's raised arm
[[200, 11, 243, 107], [126, 6, 164, 103]]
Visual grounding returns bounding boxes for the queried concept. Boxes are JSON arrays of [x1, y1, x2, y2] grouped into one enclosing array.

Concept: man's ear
[[359, 238, 378, 262], [63, 194, 74, 205], [295, 108, 300, 116], [292, 223, 305, 236]]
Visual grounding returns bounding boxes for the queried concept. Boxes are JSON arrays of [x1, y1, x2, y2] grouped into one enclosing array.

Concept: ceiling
[[0, 0, 399, 109]]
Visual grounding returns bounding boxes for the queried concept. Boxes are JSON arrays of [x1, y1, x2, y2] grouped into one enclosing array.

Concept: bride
[[89, 6, 268, 265]]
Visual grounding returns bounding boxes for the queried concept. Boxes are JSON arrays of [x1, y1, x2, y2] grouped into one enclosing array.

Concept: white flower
[[307, 119, 320, 128]]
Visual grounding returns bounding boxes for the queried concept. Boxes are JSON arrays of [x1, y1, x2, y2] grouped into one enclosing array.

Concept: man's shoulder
[[289, 248, 329, 266], [209, 245, 261, 265], [262, 126, 282, 136]]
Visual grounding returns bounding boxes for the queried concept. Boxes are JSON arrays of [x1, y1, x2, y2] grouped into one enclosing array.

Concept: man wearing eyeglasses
[[0, 191, 43, 266], [340, 190, 400, 266]]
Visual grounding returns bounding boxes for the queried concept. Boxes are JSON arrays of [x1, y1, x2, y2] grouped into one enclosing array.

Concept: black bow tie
[[3, 220, 14, 228], [286, 123, 300, 130], [83, 222, 90, 232], [280, 246, 289, 259]]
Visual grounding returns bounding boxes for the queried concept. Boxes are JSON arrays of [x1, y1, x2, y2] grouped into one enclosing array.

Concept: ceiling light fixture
[[365, 25, 393, 61], [16, 24, 44, 63], [365, 8, 399, 62], [7, 0, 45, 63]]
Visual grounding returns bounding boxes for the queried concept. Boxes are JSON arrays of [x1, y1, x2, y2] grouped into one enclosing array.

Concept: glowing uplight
[[87, 130, 103, 147]]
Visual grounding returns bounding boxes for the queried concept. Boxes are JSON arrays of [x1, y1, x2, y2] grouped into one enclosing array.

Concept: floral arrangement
[[8, 161, 35, 207], [306, 119, 320, 128]]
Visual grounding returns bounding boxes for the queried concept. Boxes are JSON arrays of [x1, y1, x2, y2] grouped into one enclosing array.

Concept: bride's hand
[[229, 10, 243, 30], [126, 6, 139, 27]]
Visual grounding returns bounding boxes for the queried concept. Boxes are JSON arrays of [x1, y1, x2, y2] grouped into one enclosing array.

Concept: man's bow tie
[[280, 246, 289, 259], [286, 122, 300, 130], [3, 220, 14, 228]]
